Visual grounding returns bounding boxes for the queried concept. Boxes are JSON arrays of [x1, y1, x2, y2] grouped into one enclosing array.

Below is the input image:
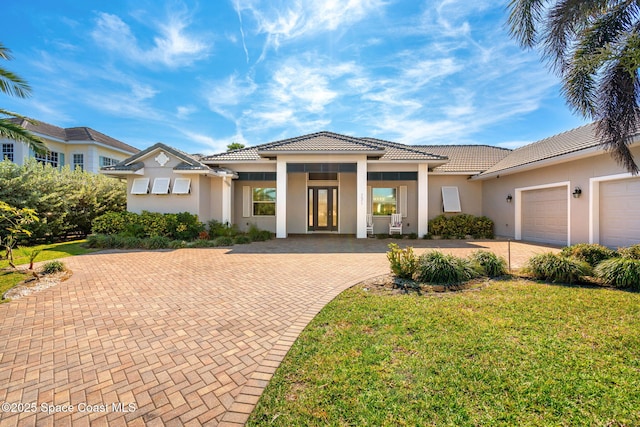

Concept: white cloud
[[179, 129, 248, 153], [235, 0, 386, 61], [91, 8, 210, 68], [176, 105, 197, 119]]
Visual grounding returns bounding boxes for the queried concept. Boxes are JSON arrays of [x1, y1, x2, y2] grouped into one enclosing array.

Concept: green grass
[[248, 280, 640, 426], [0, 240, 94, 300]]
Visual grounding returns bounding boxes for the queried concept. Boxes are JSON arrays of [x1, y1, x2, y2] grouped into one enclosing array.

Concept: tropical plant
[[560, 243, 617, 267], [386, 243, 418, 279], [595, 257, 640, 289], [507, 1, 640, 174], [525, 252, 592, 284], [469, 250, 508, 277], [42, 260, 64, 274], [618, 243, 640, 259], [227, 142, 245, 151], [414, 251, 482, 286], [0, 201, 39, 268], [0, 42, 46, 154]]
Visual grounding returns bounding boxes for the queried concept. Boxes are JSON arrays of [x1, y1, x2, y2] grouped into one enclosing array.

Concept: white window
[[372, 188, 397, 216], [151, 178, 171, 194], [172, 178, 191, 194], [442, 186, 461, 212], [252, 187, 276, 216], [2, 143, 14, 162], [73, 154, 84, 171], [131, 178, 150, 195], [35, 150, 60, 167], [99, 156, 118, 167]]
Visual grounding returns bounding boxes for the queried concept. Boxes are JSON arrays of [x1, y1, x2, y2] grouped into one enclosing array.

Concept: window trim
[[371, 187, 397, 216], [72, 153, 84, 171], [252, 187, 276, 217], [2, 143, 14, 162]]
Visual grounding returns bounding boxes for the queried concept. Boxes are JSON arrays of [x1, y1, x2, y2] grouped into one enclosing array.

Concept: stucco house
[[1, 117, 139, 173], [102, 125, 640, 248]]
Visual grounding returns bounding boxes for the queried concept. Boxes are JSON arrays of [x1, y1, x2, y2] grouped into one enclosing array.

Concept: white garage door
[[599, 178, 640, 248], [521, 186, 568, 245]]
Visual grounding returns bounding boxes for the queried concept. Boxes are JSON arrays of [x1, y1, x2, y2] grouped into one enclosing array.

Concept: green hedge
[[428, 214, 494, 239], [92, 211, 204, 240]]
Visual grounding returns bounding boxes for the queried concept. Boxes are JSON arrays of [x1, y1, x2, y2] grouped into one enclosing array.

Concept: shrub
[[188, 239, 219, 248], [469, 250, 508, 277], [167, 212, 205, 240], [247, 224, 272, 242], [42, 260, 65, 274], [407, 233, 418, 240], [414, 251, 482, 286], [86, 234, 117, 248], [208, 220, 238, 237], [121, 236, 143, 249], [618, 244, 640, 260], [234, 235, 251, 244], [198, 230, 210, 240], [141, 236, 171, 250], [92, 212, 135, 235], [525, 252, 592, 284], [428, 214, 494, 239], [213, 236, 234, 246], [375, 233, 389, 239], [386, 243, 418, 279], [594, 257, 640, 290], [168, 240, 188, 249], [560, 243, 617, 267]]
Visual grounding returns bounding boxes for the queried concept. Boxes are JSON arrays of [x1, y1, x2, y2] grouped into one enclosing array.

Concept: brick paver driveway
[[0, 237, 557, 426]]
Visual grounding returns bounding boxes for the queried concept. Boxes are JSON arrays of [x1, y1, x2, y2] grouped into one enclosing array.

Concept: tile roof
[[6, 117, 139, 154], [413, 145, 512, 172], [102, 142, 210, 172], [478, 123, 601, 176], [204, 132, 448, 162]]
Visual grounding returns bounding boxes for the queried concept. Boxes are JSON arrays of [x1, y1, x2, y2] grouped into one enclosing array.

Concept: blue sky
[[3, 0, 587, 154]]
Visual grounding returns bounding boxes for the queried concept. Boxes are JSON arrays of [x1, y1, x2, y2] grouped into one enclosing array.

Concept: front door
[[308, 187, 338, 231]]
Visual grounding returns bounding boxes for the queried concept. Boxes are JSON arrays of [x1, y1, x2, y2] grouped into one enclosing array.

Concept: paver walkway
[[0, 238, 557, 426]]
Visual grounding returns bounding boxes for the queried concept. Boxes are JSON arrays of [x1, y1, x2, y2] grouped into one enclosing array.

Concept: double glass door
[[308, 187, 338, 231]]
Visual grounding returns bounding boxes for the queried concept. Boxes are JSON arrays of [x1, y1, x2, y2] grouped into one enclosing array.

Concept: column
[[221, 176, 232, 226], [276, 158, 287, 238], [418, 163, 429, 238], [356, 158, 367, 238]]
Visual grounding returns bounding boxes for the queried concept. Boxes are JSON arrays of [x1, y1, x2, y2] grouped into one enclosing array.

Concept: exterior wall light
[[572, 187, 582, 198], [506, 194, 513, 203]]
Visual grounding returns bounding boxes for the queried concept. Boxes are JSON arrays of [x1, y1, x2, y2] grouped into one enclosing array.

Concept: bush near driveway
[[595, 257, 640, 290], [414, 251, 482, 286], [560, 243, 617, 267], [525, 252, 592, 284], [428, 214, 494, 239]]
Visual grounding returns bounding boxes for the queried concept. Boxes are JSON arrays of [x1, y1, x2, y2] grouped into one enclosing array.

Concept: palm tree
[[0, 43, 45, 154], [507, 0, 640, 174]]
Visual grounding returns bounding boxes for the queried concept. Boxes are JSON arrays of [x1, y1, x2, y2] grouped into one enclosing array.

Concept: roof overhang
[[256, 149, 387, 156], [100, 168, 145, 177]]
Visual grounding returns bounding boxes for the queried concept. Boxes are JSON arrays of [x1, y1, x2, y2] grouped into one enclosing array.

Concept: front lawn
[[248, 279, 640, 426], [1, 240, 94, 300]]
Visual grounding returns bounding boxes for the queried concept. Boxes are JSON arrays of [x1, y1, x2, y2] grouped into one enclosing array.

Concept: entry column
[[276, 158, 287, 238], [356, 158, 367, 238], [418, 163, 429, 238]]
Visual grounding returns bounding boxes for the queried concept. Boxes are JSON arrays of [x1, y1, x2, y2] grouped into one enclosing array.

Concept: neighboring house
[[102, 126, 640, 247], [1, 117, 139, 173]]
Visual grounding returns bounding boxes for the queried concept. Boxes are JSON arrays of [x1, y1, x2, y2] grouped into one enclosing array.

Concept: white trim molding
[[589, 172, 635, 244], [515, 181, 571, 245]]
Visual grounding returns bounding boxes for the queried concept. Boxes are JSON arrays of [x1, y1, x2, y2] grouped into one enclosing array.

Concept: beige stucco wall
[[125, 153, 210, 220], [481, 146, 640, 243], [428, 175, 483, 219], [369, 180, 419, 235], [287, 173, 308, 234], [233, 180, 277, 232], [339, 173, 357, 234]]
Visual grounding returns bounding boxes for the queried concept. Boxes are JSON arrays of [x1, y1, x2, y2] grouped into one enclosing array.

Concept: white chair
[[366, 214, 374, 236], [389, 213, 403, 235]]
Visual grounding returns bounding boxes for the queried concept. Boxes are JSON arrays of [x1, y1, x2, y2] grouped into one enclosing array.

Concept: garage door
[[599, 178, 640, 248], [521, 186, 568, 245]]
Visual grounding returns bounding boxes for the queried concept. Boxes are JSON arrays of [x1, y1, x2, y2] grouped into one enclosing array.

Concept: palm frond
[[595, 60, 640, 174], [0, 43, 31, 98], [0, 113, 46, 155], [507, 0, 547, 47]]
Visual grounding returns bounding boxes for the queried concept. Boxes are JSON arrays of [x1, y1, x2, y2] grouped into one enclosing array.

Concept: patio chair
[[366, 213, 374, 236], [389, 213, 403, 235]]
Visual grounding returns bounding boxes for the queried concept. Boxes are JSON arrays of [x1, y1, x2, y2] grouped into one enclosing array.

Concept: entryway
[[308, 187, 338, 231]]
